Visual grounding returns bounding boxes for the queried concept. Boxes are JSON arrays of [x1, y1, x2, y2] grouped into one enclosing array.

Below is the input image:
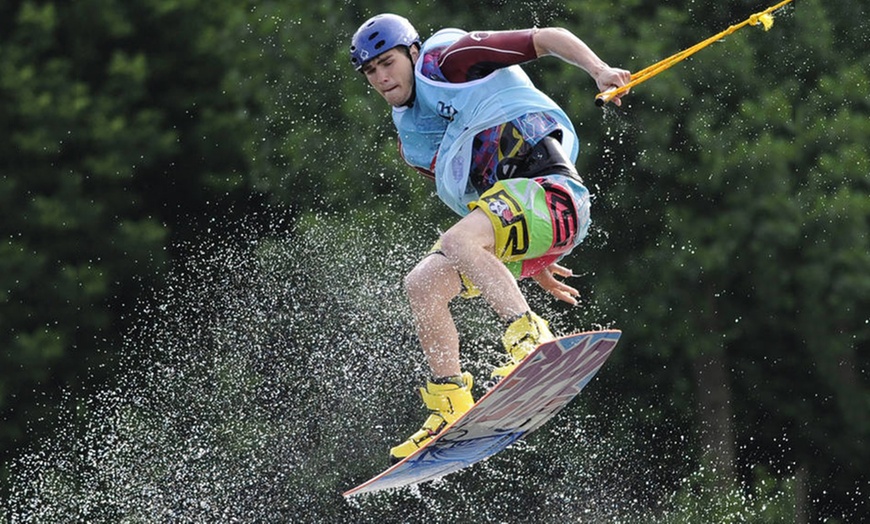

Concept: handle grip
[[595, 87, 617, 107]]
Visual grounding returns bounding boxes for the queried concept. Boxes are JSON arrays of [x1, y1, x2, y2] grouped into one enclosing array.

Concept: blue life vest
[[392, 28, 579, 216]]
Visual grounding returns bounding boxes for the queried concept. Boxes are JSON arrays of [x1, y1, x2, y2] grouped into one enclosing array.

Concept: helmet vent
[[350, 14, 419, 71]]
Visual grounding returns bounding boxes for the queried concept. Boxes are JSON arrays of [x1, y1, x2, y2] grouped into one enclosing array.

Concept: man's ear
[[410, 44, 420, 64]]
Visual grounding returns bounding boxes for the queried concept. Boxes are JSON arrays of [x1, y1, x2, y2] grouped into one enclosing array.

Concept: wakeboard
[[343, 329, 621, 497]]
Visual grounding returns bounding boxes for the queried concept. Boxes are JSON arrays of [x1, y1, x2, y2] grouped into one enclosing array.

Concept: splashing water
[[3, 209, 805, 522]]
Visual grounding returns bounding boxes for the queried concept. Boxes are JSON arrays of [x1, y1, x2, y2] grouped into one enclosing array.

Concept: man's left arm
[[439, 29, 539, 82], [532, 27, 631, 105]]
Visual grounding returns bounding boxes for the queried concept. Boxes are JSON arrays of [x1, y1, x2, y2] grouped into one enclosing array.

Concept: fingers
[[530, 264, 581, 305], [549, 263, 573, 278], [554, 278, 580, 303], [550, 289, 579, 306], [550, 286, 579, 306], [612, 82, 631, 107], [537, 267, 580, 305], [596, 67, 632, 107]]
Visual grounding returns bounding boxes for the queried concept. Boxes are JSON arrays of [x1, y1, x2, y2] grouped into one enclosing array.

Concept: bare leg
[[440, 209, 530, 321], [404, 253, 464, 378], [406, 209, 530, 378]]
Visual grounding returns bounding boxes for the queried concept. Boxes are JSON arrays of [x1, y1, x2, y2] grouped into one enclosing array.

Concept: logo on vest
[[436, 101, 458, 122]]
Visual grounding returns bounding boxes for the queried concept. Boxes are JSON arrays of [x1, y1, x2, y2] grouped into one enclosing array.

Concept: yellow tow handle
[[595, 0, 795, 107]]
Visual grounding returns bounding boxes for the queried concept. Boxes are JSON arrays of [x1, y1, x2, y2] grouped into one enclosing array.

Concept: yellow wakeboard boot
[[389, 372, 474, 463], [491, 312, 555, 379]]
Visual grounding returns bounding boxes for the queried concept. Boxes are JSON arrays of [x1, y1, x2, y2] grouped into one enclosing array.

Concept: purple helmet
[[350, 14, 421, 71]]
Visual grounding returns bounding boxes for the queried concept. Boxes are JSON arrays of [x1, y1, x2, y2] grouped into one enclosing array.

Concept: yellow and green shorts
[[469, 175, 590, 280]]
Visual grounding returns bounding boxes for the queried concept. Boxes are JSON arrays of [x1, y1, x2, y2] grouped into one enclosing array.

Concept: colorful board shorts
[[469, 174, 591, 280]]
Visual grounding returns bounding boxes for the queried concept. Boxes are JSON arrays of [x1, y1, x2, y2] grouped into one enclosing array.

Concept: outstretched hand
[[531, 263, 580, 305]]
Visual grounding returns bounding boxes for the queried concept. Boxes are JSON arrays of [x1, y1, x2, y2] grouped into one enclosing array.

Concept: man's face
[[362, 46, 419, 107]]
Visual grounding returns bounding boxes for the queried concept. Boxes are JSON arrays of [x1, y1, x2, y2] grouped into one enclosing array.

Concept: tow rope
[[595, 0, 795, 106]]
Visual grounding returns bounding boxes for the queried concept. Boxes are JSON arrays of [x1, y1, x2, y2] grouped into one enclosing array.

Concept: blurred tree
[[583, 0, 868, 519], [0, 0, 264, 484], [1, 0, 867, 521]]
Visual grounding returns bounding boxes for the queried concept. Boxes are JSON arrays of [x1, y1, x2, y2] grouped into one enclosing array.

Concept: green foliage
[[2, 0, 868, 521]]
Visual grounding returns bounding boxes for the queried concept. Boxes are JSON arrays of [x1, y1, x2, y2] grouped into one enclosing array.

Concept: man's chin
[[382, 92, 409, 107]]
